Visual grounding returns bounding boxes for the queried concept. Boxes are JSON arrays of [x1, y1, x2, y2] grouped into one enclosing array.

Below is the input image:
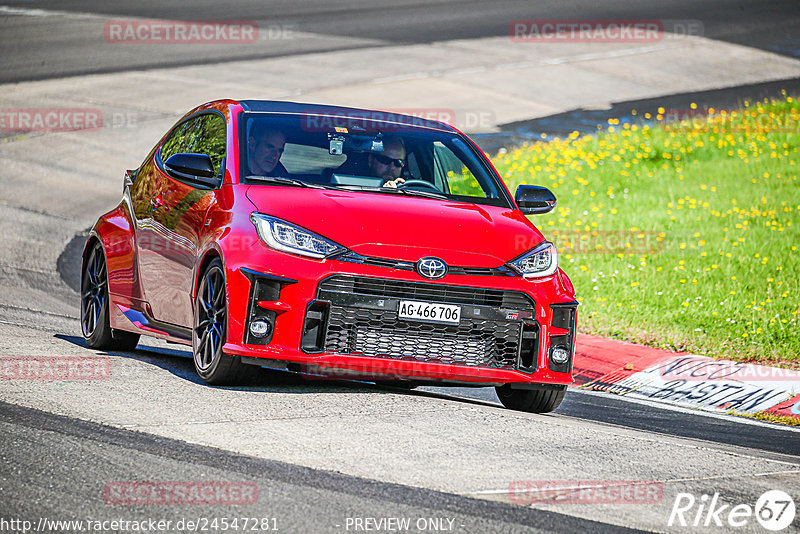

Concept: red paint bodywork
[[87, 99, 577, 386]]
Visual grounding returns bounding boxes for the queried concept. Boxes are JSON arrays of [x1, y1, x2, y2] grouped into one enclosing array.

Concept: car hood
[[245, 186, 545, 267]]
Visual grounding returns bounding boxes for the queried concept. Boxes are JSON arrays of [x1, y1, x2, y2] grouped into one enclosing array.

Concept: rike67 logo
[[669, 490, 796, 531]]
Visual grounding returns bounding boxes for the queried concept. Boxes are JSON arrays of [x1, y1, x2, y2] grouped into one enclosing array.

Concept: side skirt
[[110, 296, 192, 345]]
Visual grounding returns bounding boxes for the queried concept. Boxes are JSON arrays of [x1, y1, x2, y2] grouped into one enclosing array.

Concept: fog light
[[249, 319, 271, 339], [551, 347, 570, 365]]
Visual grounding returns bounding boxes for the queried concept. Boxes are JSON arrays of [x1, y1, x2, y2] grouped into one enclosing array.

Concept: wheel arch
[[82, 232, 104, 267], [82, 230, 115, 281], [193, 246, 225, 301], [84, 202, 138, 299]]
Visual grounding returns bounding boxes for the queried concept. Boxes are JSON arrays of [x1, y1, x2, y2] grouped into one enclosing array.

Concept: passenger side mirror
[[515, 185, 557, 215], [164, 153, 218, 187]]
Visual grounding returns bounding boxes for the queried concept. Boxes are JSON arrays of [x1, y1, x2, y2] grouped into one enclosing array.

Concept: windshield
[[239, 112, 511, 207]]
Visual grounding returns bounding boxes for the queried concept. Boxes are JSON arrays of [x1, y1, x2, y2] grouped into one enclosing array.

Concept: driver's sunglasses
[[373, 153, 405, 168]]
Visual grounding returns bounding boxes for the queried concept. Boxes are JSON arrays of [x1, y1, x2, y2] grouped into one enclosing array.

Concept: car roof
[[238, 100, 458, 133]]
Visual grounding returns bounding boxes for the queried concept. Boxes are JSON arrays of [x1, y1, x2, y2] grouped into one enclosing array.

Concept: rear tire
[[495, 385, 566, 413], [81, 241, 140, 351], [192, 258, 253, 385]]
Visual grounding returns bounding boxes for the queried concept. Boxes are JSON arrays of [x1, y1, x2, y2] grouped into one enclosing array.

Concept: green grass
[[743, 411, 800, 427], [492, 95, 800, 367]]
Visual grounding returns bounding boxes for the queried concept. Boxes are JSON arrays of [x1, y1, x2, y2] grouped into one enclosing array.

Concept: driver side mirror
[[164, 153, 218, 188], [515, 185, 557, 215]]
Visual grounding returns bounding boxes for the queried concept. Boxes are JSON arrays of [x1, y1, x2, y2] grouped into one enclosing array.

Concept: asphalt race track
[[1, 0, 799, 83], [1, 2, 800, 533]]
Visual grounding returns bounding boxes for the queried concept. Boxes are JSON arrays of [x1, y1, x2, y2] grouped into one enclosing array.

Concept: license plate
[[398, 300, 461, 324]]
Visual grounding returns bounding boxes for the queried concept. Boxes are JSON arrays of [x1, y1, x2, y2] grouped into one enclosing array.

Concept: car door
[[136, 112, 226, 328]]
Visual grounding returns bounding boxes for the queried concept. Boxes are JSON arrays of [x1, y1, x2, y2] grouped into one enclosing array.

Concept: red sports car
[[81, 99, 578, 413]]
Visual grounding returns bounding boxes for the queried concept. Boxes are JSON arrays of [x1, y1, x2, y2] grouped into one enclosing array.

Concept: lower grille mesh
[[318, 276, 533, 369]]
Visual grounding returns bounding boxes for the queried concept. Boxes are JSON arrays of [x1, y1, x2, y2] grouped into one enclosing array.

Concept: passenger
[[367, 136, 406, 188], [248, 124, 287, 176]]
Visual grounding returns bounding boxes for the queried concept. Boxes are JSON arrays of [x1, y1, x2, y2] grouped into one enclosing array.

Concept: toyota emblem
[[416, 257, 448, 280]]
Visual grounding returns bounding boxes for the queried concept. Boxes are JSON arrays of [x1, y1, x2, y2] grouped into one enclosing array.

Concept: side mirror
[[515, 185, 557, 215], [164, 153, 218, 187]]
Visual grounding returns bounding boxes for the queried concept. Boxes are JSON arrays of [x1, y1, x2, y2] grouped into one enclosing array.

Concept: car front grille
[[313, 275, 537, 371]]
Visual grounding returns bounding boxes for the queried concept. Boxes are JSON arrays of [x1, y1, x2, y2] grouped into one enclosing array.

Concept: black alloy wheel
[[192, 258, 252, 385], [81, 241, 139, 350]]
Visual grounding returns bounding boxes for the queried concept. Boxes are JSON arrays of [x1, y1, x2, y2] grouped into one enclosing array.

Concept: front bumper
[[222, 254, 577, 386]]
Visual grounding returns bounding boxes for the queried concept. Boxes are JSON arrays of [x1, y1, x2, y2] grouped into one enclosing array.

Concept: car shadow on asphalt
[[53, 333, 501, 410]]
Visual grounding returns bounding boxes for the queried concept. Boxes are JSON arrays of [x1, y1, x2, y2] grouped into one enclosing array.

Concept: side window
[[159, 121, 189, 163], [160, 113, 227, 179], [432, 141, 486, 197]]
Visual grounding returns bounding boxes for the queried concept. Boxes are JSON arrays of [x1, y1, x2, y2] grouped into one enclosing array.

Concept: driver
[[248, 124, 287, 176], [367, 136, 406, 188]]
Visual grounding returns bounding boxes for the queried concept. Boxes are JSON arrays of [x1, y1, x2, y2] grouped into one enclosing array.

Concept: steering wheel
[[398, 179, 442, 193]]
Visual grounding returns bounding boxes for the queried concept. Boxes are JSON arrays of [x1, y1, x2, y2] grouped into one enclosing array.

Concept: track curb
[[572, 333, 800, 421]]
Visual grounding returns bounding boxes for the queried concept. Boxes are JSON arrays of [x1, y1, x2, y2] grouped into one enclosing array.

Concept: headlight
[[507, 241, 558, 278], [250, 213, 345, 259]]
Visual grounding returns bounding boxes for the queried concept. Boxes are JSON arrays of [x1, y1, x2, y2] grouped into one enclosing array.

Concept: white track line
[[0, 5, 105, 19]]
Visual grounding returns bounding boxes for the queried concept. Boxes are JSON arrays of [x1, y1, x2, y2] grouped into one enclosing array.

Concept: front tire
[[192, 258, 252, 385], [81, 241, 139, 351], [495, 385, 566, 413]]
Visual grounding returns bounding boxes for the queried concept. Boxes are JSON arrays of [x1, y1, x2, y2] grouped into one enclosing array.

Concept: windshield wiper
[[337, 185, 450, 200], [245, 175, 328, 189], [335, 184, 449, 200], [393, 188, 449, 200]]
